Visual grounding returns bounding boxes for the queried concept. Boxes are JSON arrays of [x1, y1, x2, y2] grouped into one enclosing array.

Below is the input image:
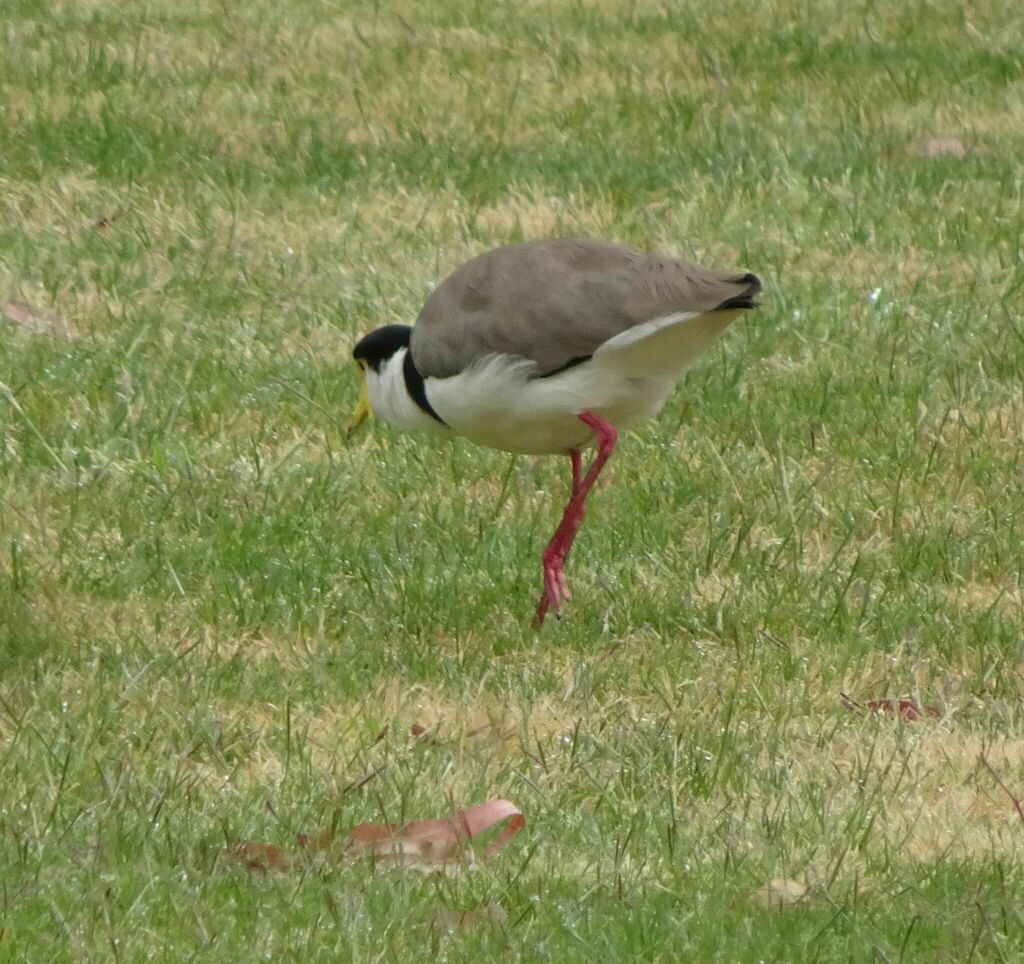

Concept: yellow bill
[[348, 363, 372, 434]]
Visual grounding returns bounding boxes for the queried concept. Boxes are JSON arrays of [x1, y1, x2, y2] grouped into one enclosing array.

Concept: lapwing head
[[349, 325, 413, 433]]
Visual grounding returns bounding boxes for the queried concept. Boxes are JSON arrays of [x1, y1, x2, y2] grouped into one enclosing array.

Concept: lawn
[[2, 0, 1023, 958]]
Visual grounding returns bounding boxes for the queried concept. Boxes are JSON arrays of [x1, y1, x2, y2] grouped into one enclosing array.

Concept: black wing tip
[[533, 354, 593, 379], [715, 272, 763, 311]]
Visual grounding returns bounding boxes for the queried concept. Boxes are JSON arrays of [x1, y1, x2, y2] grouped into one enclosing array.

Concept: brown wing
[[409, 239, 761, 378]]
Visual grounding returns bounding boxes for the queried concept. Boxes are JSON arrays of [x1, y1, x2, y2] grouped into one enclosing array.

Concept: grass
[[2, 0, 1023, 958]]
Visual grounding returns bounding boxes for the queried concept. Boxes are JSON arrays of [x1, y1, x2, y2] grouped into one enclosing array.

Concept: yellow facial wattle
[[348, 363, 373, 434]]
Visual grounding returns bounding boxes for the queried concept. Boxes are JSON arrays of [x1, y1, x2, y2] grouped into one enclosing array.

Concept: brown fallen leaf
[[841, 693, 939, 721], [409, 723, 442, 745], [867, 698, 939, 720], [1, 300, 78, 338], [752, 877, 809, 909], [221, 841, 293, 874], [294, 830, 336, 855], [906, 135, 969, 158], [225, 798, 525, 876]]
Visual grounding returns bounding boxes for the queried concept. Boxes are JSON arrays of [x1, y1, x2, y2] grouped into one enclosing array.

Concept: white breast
[[364, 348, 452, 436]]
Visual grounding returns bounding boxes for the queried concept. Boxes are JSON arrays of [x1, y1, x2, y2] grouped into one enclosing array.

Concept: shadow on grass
[[0, 581, 61, 673]]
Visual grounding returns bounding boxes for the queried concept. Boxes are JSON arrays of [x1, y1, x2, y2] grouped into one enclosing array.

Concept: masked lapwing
[[349, 238, 761, 626]]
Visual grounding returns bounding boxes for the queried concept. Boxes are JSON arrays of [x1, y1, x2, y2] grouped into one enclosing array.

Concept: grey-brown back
[[410, 239, 760, 378]]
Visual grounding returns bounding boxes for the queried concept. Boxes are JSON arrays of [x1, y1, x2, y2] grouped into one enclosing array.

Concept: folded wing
[[410, 238, 761, 379]]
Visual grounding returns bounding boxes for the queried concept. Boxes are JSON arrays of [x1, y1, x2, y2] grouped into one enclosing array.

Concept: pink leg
[[537, 450, 583, 617], [570, 447, 583, 493], [533, 411, 618, 626]]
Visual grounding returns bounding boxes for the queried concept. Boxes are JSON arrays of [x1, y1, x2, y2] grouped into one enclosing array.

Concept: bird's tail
[[714, 272, 762, 311]]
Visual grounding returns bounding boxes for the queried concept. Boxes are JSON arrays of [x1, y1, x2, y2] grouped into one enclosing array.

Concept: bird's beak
[[348, 364, 372, 435]]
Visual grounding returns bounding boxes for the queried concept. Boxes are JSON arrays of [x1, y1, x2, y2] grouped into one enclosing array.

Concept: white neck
[[365, 348, 448, 435]]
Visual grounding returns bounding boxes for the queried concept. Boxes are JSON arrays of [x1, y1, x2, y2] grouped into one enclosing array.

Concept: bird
[[349, 238, 761, 626]]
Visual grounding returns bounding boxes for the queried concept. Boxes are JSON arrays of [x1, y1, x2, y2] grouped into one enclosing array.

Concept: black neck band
[[403, 351, 446, 425]]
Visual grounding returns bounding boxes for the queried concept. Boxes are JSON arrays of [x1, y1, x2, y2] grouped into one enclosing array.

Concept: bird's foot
[[533, 554, 571, 627]]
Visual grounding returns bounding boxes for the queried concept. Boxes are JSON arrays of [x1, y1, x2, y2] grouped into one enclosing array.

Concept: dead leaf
[[226, 798, 525, 876], [866, 698, 939, 720], [344, 798, 525, 871], [1, 300, 78, 338], [409, 723, 442, 742], [906, 135, 969, 158], [867, 698, 937, 720], [841, 693, 940, 721], [221, 842, 293, 874], [752, 877, 809, 909], [294, 830, 337, 855]]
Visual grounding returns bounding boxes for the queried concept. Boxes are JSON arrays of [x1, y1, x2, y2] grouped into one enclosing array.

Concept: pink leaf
[[344, 799, 525, 869], [226, 799, 525, 875], [1, 300, 78, 338]]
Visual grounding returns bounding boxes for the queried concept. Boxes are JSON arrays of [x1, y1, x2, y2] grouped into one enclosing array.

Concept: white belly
[[420, 309, 739, 455], [425, 355, 676, 455]]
